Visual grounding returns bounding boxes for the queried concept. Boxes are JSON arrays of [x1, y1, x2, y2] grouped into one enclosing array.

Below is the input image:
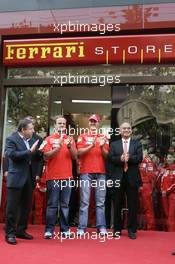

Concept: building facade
[[1, 0, 175, 201]]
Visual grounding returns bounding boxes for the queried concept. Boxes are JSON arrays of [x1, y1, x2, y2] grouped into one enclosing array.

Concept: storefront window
[[116, 84, 175, 160], [7, 65, 175, 80], [3, 87, 49, 144], [3, 85, 112, 142]]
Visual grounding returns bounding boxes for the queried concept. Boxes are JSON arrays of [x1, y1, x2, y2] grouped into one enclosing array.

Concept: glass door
[[49, 85, 112, 140]]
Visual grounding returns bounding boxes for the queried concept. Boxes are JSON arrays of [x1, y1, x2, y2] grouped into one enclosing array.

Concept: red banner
[[3, 34, 175, 66]]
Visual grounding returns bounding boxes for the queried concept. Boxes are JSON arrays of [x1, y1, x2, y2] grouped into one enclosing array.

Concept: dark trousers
[[113, 173, 139, 233], [5, 176, 33, 237], [69, 186, 78, 225], [45, 180, 72, 233]]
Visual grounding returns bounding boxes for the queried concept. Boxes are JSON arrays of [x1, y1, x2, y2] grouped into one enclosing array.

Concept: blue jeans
[[78, 173, 106, 230], [45, 180, 72, 233]]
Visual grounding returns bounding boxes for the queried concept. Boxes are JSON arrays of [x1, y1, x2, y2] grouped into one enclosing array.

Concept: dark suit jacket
[[29, 133, 44, 179], [109, 138, 143, 187], [5, 132, 43, 188]]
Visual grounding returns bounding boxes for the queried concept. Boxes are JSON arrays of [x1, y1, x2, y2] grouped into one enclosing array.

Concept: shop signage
[[3, 34, 175, 66]]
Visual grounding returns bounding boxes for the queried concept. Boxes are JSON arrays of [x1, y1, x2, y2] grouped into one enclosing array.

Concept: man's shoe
[[128, 231, 137, 239], [5, 236, 17, 245], [77, 229, 85, 236], [44, 231, 53, 239], [16, 231, 33, 240], [99, 228, 108, 236]]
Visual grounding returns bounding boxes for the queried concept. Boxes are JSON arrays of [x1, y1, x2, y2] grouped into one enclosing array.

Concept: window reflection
[[4, 87, 49, 139], [7, 65, 175, 80], [117, 85, 175, 160]]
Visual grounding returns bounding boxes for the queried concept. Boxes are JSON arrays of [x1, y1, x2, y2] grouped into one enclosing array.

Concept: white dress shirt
[[18, 132, 30, 150], [122, 138, 131, 153]]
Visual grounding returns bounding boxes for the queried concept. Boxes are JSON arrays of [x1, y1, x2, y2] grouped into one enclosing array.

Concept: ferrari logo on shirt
[[77, 137, 82, 142], [147, 166, 153, 171], [85, 137, 94, 145]]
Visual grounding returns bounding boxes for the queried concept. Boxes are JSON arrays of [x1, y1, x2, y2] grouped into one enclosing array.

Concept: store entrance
[[1, 83, 175, 206], [49, 85, 111, 139], [0, 84, 111, 207], [3, 83, 175, 158], [3, 85, 112, 147]]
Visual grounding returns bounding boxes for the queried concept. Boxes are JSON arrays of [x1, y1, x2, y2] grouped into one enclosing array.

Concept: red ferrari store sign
[[3, 34, 175, 66]]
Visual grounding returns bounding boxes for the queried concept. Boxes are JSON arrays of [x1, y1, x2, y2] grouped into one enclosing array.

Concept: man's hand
[[30, 139, 39, 152], [91, 137, 97, 147], [65, 136, 73, 149], [121, 153, 129, 162], [36, 176, 40, 182], [121, 154, 125, 162], [125, 153, 129, 162], [99, 137, 106, 147]]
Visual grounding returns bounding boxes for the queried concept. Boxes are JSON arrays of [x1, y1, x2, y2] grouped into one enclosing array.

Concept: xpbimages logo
[[53, 73, 120, 86], [52, 125, 121, 137], [53, 179, 121, 190], [53, 21, 121, 35], [53, 231, 121, 242]]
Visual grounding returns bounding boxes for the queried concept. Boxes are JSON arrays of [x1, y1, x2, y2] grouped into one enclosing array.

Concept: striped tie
[[124, 140, 128, 172]]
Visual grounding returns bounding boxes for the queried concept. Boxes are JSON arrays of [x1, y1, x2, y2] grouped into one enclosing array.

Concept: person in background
[[161, 154, 175, 231], [139, 149, 156, 230]]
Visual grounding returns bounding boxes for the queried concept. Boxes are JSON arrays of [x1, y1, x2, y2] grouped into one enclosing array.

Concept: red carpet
[[0, 224, 175, 264]]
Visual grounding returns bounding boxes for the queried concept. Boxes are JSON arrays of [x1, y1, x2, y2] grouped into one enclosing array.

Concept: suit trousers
[[113, 172, 139, 233], [5, 174, 33, 236]]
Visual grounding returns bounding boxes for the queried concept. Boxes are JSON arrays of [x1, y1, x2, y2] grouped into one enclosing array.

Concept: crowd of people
[[0, 114, 175, 250]]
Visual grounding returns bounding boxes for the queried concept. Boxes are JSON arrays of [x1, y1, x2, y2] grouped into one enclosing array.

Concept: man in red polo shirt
[[77, 114, 109, 235], [40, 115, 77, 239]]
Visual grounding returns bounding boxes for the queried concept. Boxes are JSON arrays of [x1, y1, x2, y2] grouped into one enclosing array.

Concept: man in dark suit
[[109, 122, 143, 239], [5, 118, 42, 245]]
